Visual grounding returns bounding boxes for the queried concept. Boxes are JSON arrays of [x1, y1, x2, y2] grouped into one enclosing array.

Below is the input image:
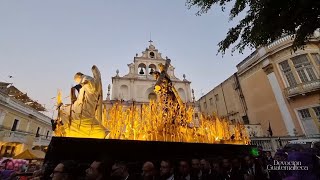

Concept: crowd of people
[[0, 159, 42, 180], [1, 147, 319, 180]]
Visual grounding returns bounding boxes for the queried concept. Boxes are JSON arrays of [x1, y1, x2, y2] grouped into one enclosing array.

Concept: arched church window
[[148, 92, 157, 101], [138, 63, 147, 75], [139, 68, 144, 74], [148, 64, 156, 75], [149, 52, 155, 58], [178, 88, 186, 102], [120, 85, 129, 101]]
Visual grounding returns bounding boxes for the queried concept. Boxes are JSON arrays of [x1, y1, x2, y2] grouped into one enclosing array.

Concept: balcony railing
[[307, 134, 320, 138], [250, 136, 299, 152], [250, 138, 273, 151], [267, 35, 293, 50], [0, 130, 52, 146], [33, 135, 52, 146], [284, 79, 320, 98], [0, 130, 31, 144]]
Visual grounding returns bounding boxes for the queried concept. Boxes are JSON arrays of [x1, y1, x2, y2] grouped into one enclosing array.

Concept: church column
[[111, 81, 116, 100], [185, 82, 191, 102], [145, 63, 149, 76], [112, 76, 120, 100], [130, 79, 134, 101], [263, 62, 295, 136]]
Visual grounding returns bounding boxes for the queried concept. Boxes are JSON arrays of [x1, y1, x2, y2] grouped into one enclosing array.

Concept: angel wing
[[92, 65, 103, 122]]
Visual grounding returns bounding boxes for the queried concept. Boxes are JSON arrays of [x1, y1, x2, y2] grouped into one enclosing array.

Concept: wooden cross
[[154, 58, 171, 89]]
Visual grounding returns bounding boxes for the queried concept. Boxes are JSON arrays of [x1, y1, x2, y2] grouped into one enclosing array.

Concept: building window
[[46, 131, 50, 138], [291, 55, 317, 82], [149, 52, 155, 58], [11, 119, 19, 131], [36, 127, 40, 137], [215, 94, 219, 101], [138, 63, 147, 75], [242, 115, 249, 124], [313, 106, 320, 122], [298, 108, 319, 135], [148, 64, 156, 75], [298, 109, 311, 119], [204, 102, 207, 109], [279, 60, 297, 87], [311, 53, 320, 65], [209, 98, 213, 105]]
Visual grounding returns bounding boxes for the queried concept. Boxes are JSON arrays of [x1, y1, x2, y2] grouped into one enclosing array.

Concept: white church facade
[[107, 42, 193, 105]]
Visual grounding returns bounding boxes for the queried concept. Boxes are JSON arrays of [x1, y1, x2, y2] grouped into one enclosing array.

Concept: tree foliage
[[186, 0, 320, 55]]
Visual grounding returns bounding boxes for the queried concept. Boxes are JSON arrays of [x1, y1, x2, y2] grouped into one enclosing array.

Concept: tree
[[186, 0, 320, 55]]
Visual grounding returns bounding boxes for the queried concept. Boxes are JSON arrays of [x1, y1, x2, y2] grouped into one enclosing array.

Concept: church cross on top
[[149, 32, 153, 45]]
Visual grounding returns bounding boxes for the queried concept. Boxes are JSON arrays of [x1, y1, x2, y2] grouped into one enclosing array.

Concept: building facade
[[198, 73, 248, 124], [198, 36, 320, 138], [107, 42, 193, 105], [0, 83, 52, 157], [237, 36, 319, 137], [197, 73, 264, 137]]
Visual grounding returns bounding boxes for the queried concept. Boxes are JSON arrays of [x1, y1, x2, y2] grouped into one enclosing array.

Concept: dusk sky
[[0, 0, 253, 117]]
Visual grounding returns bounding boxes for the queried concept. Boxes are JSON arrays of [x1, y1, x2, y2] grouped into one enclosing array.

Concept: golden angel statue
[[52, 65, 108, 138]]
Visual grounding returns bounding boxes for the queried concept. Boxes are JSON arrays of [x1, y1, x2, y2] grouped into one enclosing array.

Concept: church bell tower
[[109, 41, 192, 105]]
